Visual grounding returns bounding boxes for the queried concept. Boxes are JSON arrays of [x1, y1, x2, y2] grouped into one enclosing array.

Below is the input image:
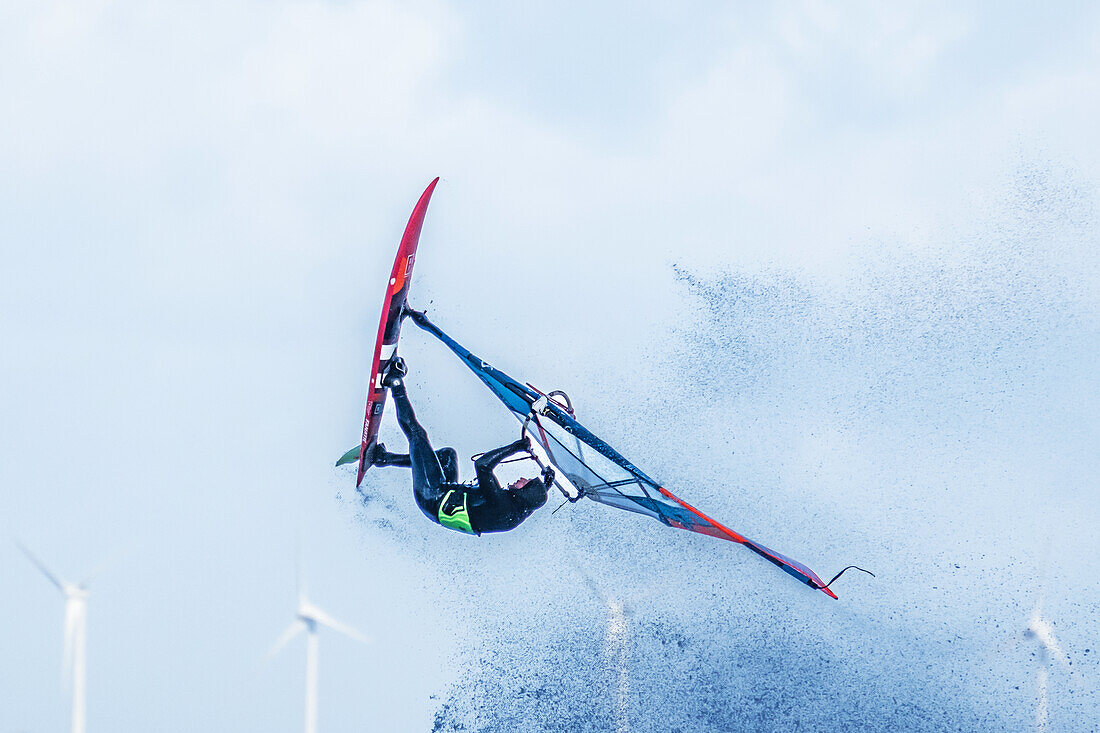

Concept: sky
[[2, 1, 1099, 731]]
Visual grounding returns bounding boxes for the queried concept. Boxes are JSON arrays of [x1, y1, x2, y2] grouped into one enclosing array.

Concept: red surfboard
[[355, 177, 440, 487]]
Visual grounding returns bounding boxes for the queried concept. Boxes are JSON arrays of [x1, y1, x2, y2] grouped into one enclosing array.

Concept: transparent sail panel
[[521, 413, 675, 523]]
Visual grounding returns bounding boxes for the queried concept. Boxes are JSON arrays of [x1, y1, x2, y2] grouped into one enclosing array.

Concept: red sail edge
[[657, 487, 839, 599]]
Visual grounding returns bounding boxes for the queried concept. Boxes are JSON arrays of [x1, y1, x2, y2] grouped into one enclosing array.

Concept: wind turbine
[[570, 560, 649, 733], [268, 578, 368, 733], [604, 594, 632, 733], [1024, 597, 1069, 733], [18, 542, 98, 733]]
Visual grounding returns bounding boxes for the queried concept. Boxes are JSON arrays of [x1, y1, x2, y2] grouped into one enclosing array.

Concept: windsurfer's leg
[[365, 441, 410, 467], [436, 447, 459, 483], [375, 446, 453, 474], [401, 302, 428, 325], [389, 380, 446, 502], [371, 448, 411, 467]]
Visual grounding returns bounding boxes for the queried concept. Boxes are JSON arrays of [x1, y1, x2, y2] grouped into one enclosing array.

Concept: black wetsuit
[[377, 378, 550, 534]]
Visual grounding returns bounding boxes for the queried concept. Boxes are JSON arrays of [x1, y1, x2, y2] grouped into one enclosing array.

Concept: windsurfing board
[[353, 177, 440, 488]]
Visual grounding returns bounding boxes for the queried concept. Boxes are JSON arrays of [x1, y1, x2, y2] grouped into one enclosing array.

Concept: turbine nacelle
[[63, 585, 90, 601], [1025, 608, 1068, 666]]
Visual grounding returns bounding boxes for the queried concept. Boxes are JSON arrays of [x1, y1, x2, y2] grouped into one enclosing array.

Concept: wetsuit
[[376, 378, 550, 535]]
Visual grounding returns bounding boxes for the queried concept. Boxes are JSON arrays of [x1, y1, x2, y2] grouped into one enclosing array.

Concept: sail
[[408, 311, 840, 599]]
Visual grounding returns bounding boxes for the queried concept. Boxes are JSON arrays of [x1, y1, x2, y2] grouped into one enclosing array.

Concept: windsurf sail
[[406, 310, 842, 599]]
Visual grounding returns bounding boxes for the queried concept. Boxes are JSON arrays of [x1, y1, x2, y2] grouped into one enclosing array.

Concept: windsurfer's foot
[[381, 356, 407, 388], [367, 441, 387, 466], [401, 303, 427, 323]]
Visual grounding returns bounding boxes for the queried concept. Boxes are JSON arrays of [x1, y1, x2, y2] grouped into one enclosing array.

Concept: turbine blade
[[1042, 630, 1069, 666], [266, 620, 306, 660], [623, 582, 664, 617], [310, 607, 369, 644], [565, 550, 610, 606], [16, 541, 64, 590], [79, 548, 127, 587], [296, 553, 308, 609]]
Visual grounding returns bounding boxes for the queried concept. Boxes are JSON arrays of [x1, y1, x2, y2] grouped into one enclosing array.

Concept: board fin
[[336, 445, 362, 467]]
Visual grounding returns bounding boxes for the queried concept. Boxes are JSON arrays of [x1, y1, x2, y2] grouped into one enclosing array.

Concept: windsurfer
[[368, 357, 554, 535]]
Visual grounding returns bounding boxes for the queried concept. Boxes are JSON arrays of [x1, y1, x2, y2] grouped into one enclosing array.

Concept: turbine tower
[[1024, 598, 1069, 733], [604, 595, 633, 733], [571, 561, 643, 733], [18, 542, 93, 733], [269, 581, 368, 733]]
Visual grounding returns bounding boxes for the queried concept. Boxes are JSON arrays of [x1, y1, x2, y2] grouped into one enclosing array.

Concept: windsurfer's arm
[[474, 437, 529, 471], [473, 437, 530, 487]]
